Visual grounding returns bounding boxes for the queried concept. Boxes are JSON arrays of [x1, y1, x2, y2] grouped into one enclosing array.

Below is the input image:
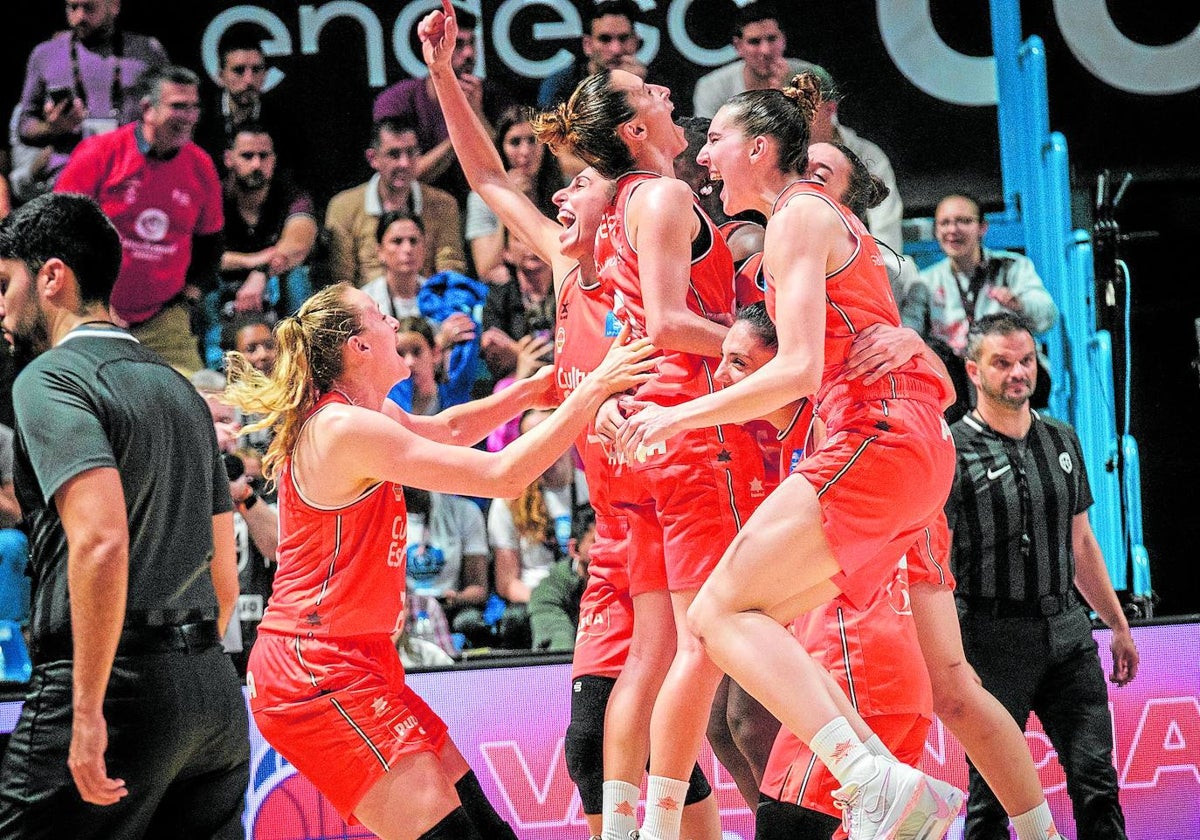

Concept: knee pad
[[565, 676, 614, 814]]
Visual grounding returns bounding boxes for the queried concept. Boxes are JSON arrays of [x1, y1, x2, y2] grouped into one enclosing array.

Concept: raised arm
[[383, 363, 553, 446], [418, 0, 565, 271], [316, 334, 654, 502]]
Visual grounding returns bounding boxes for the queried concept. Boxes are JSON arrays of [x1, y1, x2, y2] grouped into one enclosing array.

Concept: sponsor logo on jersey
[[557, 365, 588, 393], [604, 310, 622, 338], [576, 607, 611, 641], [635, 440, 667, 463], [788, 448, 806, 475], [393, 713, 427, 740]]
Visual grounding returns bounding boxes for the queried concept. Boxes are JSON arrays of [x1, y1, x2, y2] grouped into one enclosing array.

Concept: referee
[[0, 193, 249, 838], [947, 312, 1138, 840]]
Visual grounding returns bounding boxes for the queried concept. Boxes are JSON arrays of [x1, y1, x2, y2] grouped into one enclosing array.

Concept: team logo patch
[[556, 325, 566, 354], [1059, 452, 1073, 473]]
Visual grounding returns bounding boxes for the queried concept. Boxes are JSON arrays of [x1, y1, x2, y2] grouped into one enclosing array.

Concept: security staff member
[[947, 311, 1138, 840], [0, 193, 249, 839]]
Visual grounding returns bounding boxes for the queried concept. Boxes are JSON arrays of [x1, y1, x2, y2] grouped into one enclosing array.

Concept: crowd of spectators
[[0, 0, 1062, 666]]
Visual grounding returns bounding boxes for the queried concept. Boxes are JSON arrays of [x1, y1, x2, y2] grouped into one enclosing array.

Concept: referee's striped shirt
[[945, 410, 1093, 602]]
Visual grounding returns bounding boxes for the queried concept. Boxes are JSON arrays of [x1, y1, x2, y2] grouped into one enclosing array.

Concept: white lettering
[[666, 0, 735, 67], [300, 2, 387, 88], [493, 0, 578, 79], [1052, 0, 1200, 95], [556, 365, 588, 393], [877, 0, 996, 106], [196, 3, 1200, 106]]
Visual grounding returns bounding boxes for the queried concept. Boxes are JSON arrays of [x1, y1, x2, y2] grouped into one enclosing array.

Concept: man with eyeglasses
[[947, 311, 1138, 840], [15, 0, 168, 198], [904, 192, 1059, 409], [691, 2, 821, 119], [537, 0, 647, 109], [55, 65, 223, 376]]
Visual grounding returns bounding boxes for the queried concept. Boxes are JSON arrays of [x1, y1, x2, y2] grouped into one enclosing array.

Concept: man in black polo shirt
[[947, 312, 1138, 840], [0, 193, 248, 838]]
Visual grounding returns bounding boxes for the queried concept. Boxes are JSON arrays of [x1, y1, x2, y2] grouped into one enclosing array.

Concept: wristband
[[241, 491, 259, 511]]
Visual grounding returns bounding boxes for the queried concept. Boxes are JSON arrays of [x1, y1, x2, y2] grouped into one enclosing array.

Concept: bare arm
[[220, 247, 275, 273], [451, 552, 489, 606], [271, 214, 319, 273], [231, 477, 280, 560], [58, 467, 129, 806], [416, 137, 456, 184], [616, 198, 835, 456], [0, 480, 21, 528], [470, 229, 508, 284], [629, 179, 727, 357], [306, 334, 653, 503], [845, 324, 957, 408], [1072, 511, 1138, 686], [211, 511, 239, 637], [419, 2, 568, 275], [383, 365, 555, 446]]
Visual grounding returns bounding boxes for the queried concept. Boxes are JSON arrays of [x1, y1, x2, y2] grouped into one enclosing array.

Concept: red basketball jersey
[[763, 181, 943, 409], [553, 265, 639, 515], [259, 392, 410, 638], [596, 171, 736, 407]]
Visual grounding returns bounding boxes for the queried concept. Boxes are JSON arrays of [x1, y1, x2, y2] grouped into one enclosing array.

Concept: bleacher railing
[[905, 0, 1151, 601]]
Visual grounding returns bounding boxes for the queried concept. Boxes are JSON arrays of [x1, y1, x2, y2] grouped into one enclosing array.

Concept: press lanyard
[[69, 29, 125, 119]]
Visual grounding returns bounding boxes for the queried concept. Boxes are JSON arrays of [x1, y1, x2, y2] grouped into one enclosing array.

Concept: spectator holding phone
[[17, 0, 168, 196], [479, 233, 556, 383]]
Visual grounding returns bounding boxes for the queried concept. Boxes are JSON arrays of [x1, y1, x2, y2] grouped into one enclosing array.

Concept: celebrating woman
[[224, 282, 652, 840], [617, 76, 1063, 840]]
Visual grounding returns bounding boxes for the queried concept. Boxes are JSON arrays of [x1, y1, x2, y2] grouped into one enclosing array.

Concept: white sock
[[1011, 800, 1060, 840], [602, 780, 641, 840], [864, 733, 897, 763], [811, 717, 878, 788], [639, 775, 689, 840]]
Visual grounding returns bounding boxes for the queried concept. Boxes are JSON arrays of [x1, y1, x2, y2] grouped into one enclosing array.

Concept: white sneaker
[[833, 762, 964, 840]]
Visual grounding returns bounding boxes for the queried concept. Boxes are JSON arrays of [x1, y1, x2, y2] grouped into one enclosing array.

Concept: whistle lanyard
[[69, 29, 125, 119]]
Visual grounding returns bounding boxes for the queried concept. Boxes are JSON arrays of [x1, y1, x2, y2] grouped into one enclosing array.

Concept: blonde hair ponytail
[[223, 283, 361, 480]]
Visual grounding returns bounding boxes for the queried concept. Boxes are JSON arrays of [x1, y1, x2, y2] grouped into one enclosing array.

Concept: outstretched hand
[[590, 322, 657, 397], [417, 0, 458, 70]]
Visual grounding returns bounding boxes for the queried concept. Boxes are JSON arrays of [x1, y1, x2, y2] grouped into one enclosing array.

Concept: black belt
[[958, 591, 1079, 618], [30, 620, 220, 665]]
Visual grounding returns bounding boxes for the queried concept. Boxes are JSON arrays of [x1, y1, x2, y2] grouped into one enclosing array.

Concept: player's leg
[[910, 582, 1061, 840]]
